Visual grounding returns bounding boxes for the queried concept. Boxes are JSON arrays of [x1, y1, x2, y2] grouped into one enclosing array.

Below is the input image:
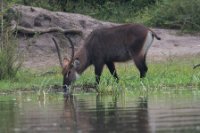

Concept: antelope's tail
[[149, 29, 161, 40]]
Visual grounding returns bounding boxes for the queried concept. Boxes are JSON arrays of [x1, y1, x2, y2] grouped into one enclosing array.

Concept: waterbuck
[[52, 24, 161, 92]]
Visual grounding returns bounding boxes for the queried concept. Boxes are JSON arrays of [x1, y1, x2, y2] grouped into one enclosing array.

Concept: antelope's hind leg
[[133, 55, 148, 78], [106, 62, 119, 82]]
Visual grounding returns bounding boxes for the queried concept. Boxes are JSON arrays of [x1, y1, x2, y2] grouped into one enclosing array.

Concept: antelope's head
[[62, 57, 80, 87], [52, 37, 80, 91]]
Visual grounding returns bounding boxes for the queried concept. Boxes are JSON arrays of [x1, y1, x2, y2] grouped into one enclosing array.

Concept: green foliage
[[8, 0, 200, 31], [142, 0, 200, 31], [12, 0, 158, 11], [8, 0, 160, 22], [0, 28, 21, 80]]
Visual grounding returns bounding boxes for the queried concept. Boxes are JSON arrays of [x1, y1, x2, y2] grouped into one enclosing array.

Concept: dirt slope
[[148, 29, 200, 61]]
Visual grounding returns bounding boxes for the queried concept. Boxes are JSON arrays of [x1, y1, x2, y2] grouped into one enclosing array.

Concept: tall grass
[[0, 28, 21, 80], [0, 0, 21, 80], [0, 68, 62, 92], [0, 57, 199, 93], [73, 57, 200, 94]]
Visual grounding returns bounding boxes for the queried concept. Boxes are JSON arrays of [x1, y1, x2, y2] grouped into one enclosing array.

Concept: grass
[[0, 68, 62, 93], [0, 56, 199, 94], [79, 57, 200, 94]]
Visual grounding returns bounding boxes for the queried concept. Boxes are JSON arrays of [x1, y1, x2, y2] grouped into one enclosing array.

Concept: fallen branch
[[11, 20, 82, 35], [193, 64, 200, 69]]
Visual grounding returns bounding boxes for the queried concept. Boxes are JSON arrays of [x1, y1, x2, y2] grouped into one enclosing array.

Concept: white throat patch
[[75, 72, 80, 79]]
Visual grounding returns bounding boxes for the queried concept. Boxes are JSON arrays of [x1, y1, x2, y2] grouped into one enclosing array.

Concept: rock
[[9, 5, 117, 69]]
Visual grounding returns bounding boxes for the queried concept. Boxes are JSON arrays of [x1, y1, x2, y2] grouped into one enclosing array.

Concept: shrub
[[148, 0, 200, 31], [0, 28, 21, 80]]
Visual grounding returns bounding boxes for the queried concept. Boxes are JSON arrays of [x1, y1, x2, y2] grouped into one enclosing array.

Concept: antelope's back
[[86, 24, 148, 62]]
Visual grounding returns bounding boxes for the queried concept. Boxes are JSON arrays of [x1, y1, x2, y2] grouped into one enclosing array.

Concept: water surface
[[0, 90, 200, 133]]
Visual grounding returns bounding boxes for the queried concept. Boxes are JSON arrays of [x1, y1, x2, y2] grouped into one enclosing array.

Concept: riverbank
[[0, 55, 199, 94]]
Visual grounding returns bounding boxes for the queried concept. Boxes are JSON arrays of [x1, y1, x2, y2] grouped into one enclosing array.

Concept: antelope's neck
[[75, 47, 90, 74]]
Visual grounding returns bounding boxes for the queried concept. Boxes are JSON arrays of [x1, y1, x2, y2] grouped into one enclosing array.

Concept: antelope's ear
[[63, 58, 70, 68], [73, 59, 80, 69]]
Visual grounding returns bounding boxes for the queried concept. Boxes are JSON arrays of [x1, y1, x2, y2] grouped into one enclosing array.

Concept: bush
[[147, 0, 200, 31], [5, 0, 200, 32], [8, 0, 160, 22], [0, 28, 21, 80]]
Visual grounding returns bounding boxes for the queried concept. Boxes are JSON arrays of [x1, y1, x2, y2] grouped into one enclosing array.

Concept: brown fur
[[54, 24, 161, 91]]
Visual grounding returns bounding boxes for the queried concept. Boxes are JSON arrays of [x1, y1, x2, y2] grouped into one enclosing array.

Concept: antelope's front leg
[[94, 64, 104, 85]]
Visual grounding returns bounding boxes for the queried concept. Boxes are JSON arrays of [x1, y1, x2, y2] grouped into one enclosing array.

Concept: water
[[0, 90, 200, 133]]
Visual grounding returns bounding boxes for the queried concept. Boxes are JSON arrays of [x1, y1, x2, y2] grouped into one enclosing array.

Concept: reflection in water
[[0, 91, 200, 133], [63, 95, 150, 133], [91, 95, 150, 133], [0, 98, 16, 133]]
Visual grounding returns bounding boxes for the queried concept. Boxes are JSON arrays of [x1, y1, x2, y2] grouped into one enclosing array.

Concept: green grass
[[0, 57, 199, 94], [77, 58, 200, 94], [0, 68, 62, 93]]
